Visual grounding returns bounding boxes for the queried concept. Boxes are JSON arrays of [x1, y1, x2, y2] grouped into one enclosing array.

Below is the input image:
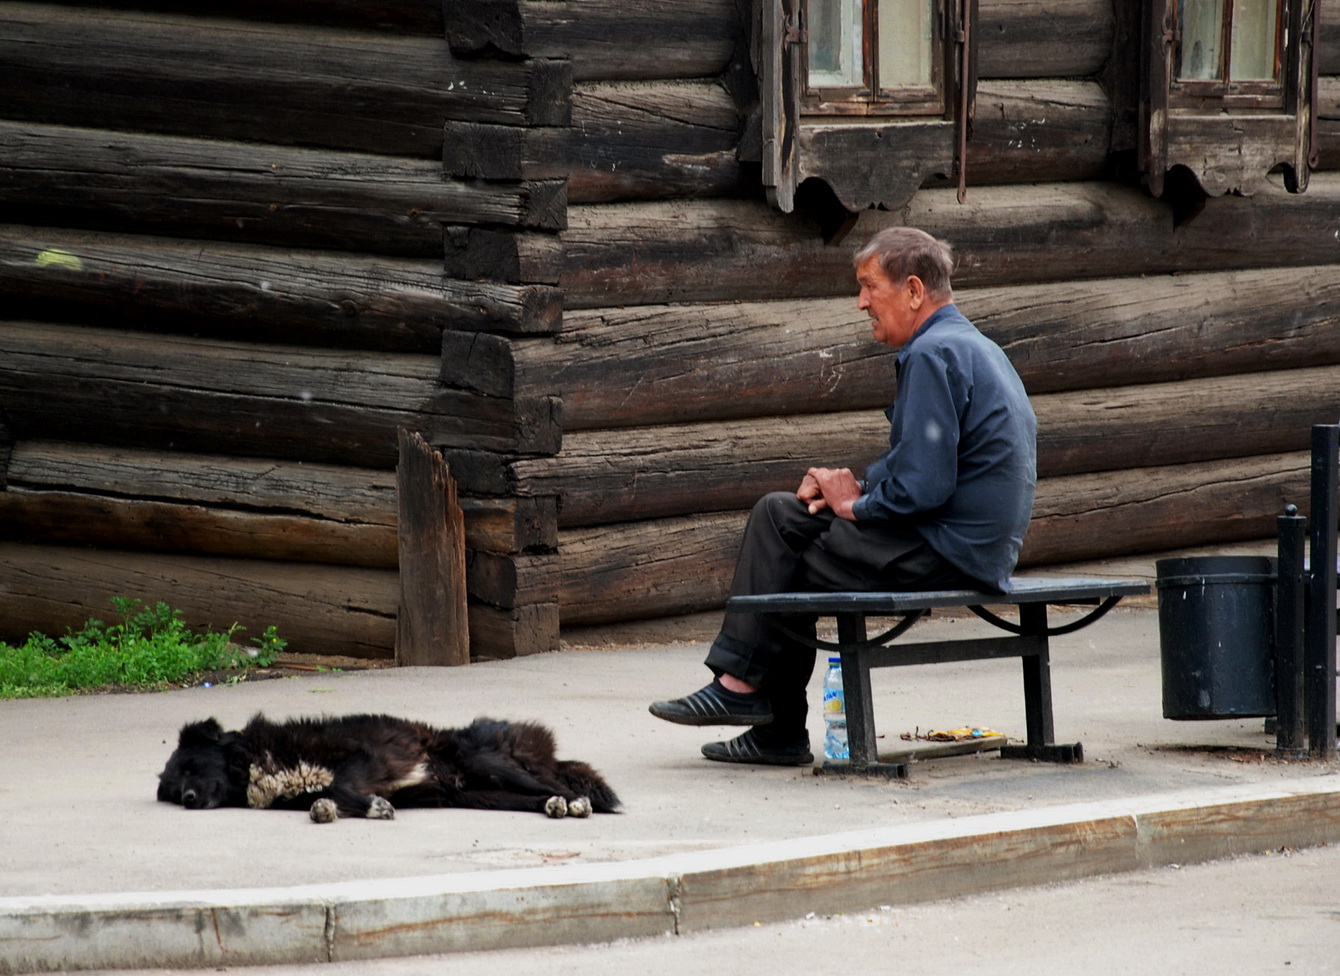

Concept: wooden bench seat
[[727, 576, 1151, 778]]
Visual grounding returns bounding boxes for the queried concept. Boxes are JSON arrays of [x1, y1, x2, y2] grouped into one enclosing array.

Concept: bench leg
[[998, 603, 1083, 764], [824, 614, 909, 779]]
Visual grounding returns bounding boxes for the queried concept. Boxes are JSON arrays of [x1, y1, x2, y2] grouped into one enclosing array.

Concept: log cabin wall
[[442, 0, 1340, 632], [1, 0, 1339, 657], [0, 0, 562, 658]]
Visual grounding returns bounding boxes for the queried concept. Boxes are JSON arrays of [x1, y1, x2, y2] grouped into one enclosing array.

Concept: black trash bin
[[1156, 555, 1277, 720]]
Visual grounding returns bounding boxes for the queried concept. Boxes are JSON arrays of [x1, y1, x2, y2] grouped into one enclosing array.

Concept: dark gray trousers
[[704, 492, 975, 739]]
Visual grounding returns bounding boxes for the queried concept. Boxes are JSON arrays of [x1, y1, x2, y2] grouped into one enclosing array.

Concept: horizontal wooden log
[[976, 0, 1113, 79], [0, 123, 566, 260], [444, 265, 1340, 429], [962, 81, 1112, 186], [1322, 4, 1340, 74], [0, 4, 569, 157], [506, 365, 1340, 527], [444, 0, 739, 81], [468, 601, 560, 659], [0, 542, 399, 659], [540, 453, 1312, 626], [559, 176, 1340, 307], [0, 226, 560, 351], [1317, 77, 1340, 172], [442, 0, 1112, 81], [1, 441, 556, 557], [0, 323, 561, 465], [443, 227, 566, 285], [31, 0, 444, 33]]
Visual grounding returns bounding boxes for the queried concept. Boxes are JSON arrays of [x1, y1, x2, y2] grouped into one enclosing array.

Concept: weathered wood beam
[[0, 226, 559, 350], [1317, 77, 1340, 171], [560, 177, 1340, 307], [1, 441, 556, 558], [0, 323, 561, 466], [507, 365, 1340, 527], [443, 265, 1340, 429], [444, 80, 1109, 206], [441, 0, 1113, 81], [0, 4, 569, 156], [0, 542, 399, 659], [0, 123, 566, 259], [468, 601, 560, 658], [396, 430, 470, 666], [30, 0, 444, 33], [540, 452, 1312, 626], [442, 227, 566, 285], [444, 0, 739, 81]]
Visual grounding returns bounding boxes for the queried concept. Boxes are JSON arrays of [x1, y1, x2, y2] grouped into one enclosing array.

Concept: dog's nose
[[182, 789, 198, 807]]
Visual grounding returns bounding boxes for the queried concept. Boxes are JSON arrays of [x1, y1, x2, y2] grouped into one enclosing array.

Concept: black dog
[[157, 712, 620, 823]]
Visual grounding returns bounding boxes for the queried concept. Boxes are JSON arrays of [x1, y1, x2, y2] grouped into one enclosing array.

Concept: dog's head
[[157, 718, 246, 810]]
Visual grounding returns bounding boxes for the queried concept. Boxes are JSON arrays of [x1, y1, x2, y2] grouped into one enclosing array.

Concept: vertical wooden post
[[396, 428, 469, 666]]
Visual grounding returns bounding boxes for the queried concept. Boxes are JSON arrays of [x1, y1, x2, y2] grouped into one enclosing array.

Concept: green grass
[[0, 597, 286, 698]]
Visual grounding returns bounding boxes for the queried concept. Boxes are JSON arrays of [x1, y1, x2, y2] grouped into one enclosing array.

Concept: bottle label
[[822, 689, 844, 714]]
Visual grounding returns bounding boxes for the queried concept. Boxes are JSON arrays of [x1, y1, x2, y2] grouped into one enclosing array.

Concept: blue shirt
[[850, 304, 1036, 591]]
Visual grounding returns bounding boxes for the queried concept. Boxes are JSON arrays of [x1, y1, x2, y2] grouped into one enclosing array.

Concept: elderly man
[[650, 227, 1037, 765]]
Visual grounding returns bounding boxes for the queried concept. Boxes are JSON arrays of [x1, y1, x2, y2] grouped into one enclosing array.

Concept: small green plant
[[0, 598, 286, 698]]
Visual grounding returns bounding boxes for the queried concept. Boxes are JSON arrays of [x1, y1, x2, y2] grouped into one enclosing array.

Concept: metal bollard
[[1275, 505, 1307, 757], [1306, 425, 1338, 759]]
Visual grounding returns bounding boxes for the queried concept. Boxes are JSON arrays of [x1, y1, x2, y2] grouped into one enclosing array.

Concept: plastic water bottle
[[822, 656, 849, 760]]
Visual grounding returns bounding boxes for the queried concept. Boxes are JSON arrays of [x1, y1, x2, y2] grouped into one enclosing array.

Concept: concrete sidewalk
[[2, 543, 1339, 972]]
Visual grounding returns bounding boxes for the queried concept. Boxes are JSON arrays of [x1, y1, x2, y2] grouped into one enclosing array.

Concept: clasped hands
[[797, 467, 862, 521]]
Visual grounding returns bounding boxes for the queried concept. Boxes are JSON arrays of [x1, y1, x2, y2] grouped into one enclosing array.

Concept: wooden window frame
[[1167, 0, 1287, 110], [801, 0, 948, 117]]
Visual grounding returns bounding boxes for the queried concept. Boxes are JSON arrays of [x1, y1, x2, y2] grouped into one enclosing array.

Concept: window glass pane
[[1176, 0, 1225, 80], [808, 0, 863, 87], [1229, 0, 1279, 80], [878, 0, 934, 88]]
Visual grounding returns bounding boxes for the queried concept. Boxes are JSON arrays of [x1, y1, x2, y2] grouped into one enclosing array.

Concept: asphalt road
[[78, 842, 1340, 976]]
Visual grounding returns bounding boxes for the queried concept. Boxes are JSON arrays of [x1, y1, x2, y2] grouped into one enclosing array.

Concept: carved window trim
[[1142, 0, 1316, 198], [759, 0, 976, 216]]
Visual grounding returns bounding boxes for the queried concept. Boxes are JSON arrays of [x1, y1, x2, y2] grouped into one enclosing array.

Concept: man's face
[[856, 257, 920, 348]]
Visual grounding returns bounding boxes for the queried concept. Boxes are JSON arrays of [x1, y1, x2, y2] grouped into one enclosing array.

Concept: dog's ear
[[177, 718, 225, 748]]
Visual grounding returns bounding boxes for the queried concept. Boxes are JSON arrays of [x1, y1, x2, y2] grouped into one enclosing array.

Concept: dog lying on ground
[[156, 712, 620, 823]]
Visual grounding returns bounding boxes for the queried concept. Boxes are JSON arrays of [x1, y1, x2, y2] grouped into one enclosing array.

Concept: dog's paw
[[566, 796, 593, 818], [309, 798, 338, 824], [366, 796, 395, 820], [544, 795, 568, 818]]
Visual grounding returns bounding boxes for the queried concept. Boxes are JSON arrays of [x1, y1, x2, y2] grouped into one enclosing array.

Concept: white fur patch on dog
[[544, 796, 568, 818], [387, 762, 430, 792], [247, 759, 335, 809], [309, 798, 338, 824], [567, 796, 593, 818]]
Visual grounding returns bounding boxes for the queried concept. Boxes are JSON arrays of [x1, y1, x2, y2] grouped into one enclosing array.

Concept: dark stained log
[[506, 366, 1340, 528], [443, 227, 566, 285], [0, 4, 569, 156], [542, 454, 1311, 626], [0, 226, 560, 350], [466, 549, 559, 608], [0, 124, 566, 258], [554, 513, 745, 626], [2, 441, 555, 557], [975, 0, 1112, 79], [444, 0, 739, 81], [0, 490, 399, 568], [441, 0, 1112, 82], [31, 0, 444, 33], [468, 601, 560, 659], [0, 542, 398, 659], [442, 265, 1340, 429], [961, 81, 1112, 186], [396, 430, 469, 666], [1321, 3, 1339, 73], [0, 323, 561, 466], [446, 80, 746, 203], [1318, 78, 1340, 171], [1020, 453, 1311, 565], [560, 177, 1340, 307]]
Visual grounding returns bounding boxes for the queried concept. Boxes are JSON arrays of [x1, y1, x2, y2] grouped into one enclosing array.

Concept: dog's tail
[[556, 760, 621, 813]]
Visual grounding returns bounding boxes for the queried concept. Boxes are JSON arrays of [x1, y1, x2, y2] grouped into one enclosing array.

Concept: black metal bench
[[727, 576, 1151, 778]]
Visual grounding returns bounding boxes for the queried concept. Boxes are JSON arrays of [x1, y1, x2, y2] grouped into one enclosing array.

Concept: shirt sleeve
[[851, 347, 962, 522]]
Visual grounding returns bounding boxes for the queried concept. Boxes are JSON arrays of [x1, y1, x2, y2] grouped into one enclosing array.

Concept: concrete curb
[[3, 777, 1338, 973]]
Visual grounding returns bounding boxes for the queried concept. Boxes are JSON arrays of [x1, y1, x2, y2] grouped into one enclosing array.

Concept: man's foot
[[701, 728, 814, 766], [649, 679, 774, 726]]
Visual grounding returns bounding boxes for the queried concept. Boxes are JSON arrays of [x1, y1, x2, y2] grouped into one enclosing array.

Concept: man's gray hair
[[853, 228, 955, 301]]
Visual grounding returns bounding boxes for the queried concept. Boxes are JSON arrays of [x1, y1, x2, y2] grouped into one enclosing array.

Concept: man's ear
[[905, 275, 927, 310]]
